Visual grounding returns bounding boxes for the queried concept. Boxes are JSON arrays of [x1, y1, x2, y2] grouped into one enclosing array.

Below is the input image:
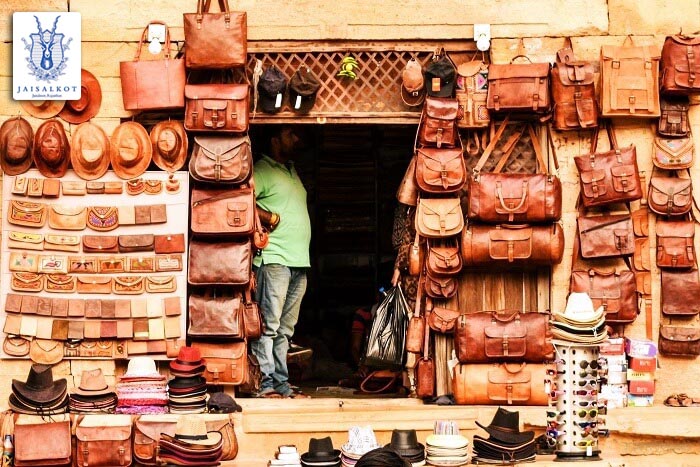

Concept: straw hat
[[110, 121, 152, 179], [33, 119, 70, 178], [71, 122, 110, 180], [20, 100, 65, 119], [0, 116, 34, 175], [150, 120, 187, 172], [174, 415, 223, 446], [122, 356, 162, 379], [59, 69, 102, 124]]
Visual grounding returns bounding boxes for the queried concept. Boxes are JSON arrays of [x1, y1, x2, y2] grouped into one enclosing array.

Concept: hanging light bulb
[[148, 37, 162, 55]]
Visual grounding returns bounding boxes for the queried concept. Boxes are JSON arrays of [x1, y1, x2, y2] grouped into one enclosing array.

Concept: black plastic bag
[[362, 285, 409, 370]]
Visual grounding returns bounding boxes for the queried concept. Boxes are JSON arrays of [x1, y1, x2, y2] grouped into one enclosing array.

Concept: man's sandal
[[664, 394, 700, 407]]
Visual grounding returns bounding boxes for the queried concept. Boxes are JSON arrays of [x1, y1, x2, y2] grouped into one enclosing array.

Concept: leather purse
[[8, 231, 44, 250], [135, 204, 167, 225], [154, 234, 186, 254], [47, 205, 87, 230], [415, 146, 466, 194], [8, 200, 47, 228], [184, 83, 249, 133], [191, 186, 255, 236], [189, 135, 252, 183], [188, 292, 245, 339], [415, 197, 464, 238], [486, 56, 551, 114], [62, 180, 87, 196], [145, 275, 177, 293], [43, 179, 59, 197], [183, 0, 247, 69], [44, 274, 77, 293], [38, 255, 68, 274], [577, 212, 634, 259], [14, 416, 71, 467], [156, 254, 183, 272], [11, 272, 44, 292], [425, 237, 462, 277], [206, 415, 239, 461], [424, 271, 457, 299], [193, 340, 248, 385], [396, 155, 419, 206], [87, 206, 119, 231], [113, 275, 145, 294], [4, 335, 30, 356], [9, 252, 39, 272], [5, 293, 23, 313], [455, 59, 490, 128], [648, 174, 692, 216], [660, 34, 700, 95], [27, 178, 43, 197], [658, 325, 700, 356], [118, 234, 155, 253], [570, 268, 638, 324], [83, 235, 119, 253], [454, 311, 554, 363], [188, 239, 251, 286], [658, 97, 690, 137], [417, 97, 460, 148], [426, 301, 460, 334], [452, 362, 550, 405], [77, 276, 113, 294], [74, 415, 133, 467], [242, 287, 262, 340], [120, 21, 185, 110], [653, 135, 694, 170], [128, 257, 155, 273], [551, 41, 598, 130], [461, 223, 564, 268], [600, 37, 661, 117], [44, 234, 80, 253], [661, 269, 700, 316], [656, 218, 696, 269]]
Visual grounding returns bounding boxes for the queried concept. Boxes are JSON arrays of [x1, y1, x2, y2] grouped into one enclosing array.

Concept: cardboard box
[[600, 338, 625, 355], [628, 379, 655, 395], [627, 394, 654, 407], [629, 356, 657, 372], [607, 370, 627, 385], [627, 369, 655, 381], [625, 338, 657, 358], [600, 385, 628, 409]]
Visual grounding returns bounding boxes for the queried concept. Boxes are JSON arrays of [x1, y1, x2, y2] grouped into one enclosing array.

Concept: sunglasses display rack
[[549, 342, 602, 460]]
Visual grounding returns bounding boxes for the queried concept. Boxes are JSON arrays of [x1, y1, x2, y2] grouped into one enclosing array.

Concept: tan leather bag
[[14, 416, 71, 467], [191, 186, 255, 236], [188, 291, 245, 339], [396, 155, 419, 206], [454, 311, 554, 363], [415, 316, 434, 399], [577, 213, 634, 259], [570, 268, 638, 324], [193, 340, 248, 385], [455, 59, 490, 128], [658, 325, 700, 356], [415, 197, 464, 238], [405, 278, 424, 354], [408, 233, 424, 276], [653, 135, 694, 170], [184, 83, 249, 133], [656, 218, 696, 269], [205, 415, 239, 461], [660, 34, 700, 95], [661, 269, 700, 316], [452, 362, 550, 405], [183, 0, 247, 69], [415, 147, 466, 194], [189, 135, 252, 183], [188, 239, 251, 286], [551, 41, 598, 130], [658, 97, 690, 137], [648, 174, 692, 217], [425, 237, 462, 277], [486, 57, 551, 114], [133, 415, 177, 466], [48, 206, 87, 231], [423, 272, 457, 299], [74, 414, 133, 467], [418, 97, 460, 148]]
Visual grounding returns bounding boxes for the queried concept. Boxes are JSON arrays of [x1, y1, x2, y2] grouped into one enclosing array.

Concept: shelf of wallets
[[1, 170, 189, 359]]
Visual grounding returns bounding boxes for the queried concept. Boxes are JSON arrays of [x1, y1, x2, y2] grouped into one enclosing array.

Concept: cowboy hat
[[150, 120, 188, 172], [475, 408, 534, 445], [0, 116, 34, 175], [73, 368, 114, 397], [110, 121, 152, 179], [59, 69, 102, 124], [20, 100, 65, 119], [33, 119, 70, 178], [174, 415, 223, 446], [12, 363, 68, 404], [71, 122, 110, 180]]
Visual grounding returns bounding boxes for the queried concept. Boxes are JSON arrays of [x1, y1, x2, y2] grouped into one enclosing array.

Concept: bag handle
[[502, 362, 527, 374], [510, 55, 533, 64], [134, 21, 172, 60], [359, 370, 399, 394], [491, 310, 520, 323], [589, 120, 618, 153], [200, 0, 230, 14]]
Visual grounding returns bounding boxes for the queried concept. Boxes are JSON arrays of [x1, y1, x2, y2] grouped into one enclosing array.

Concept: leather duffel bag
[[417, 97, 460, 148], [74, 414, 133, 467], [577, 212, 634, 259], [189, 135, 252, 184], [192, 340, 248, 385], [551, 41, 598, 130], [191, 186, 255, 236], [454, 311, 554, 363], [184, 83, 249, 133], [570, 268, 638, 324], [452, 362, 550, 405], [188, 239, 251, 286], [486, 57, 551, 114], [183, 0, 247, 69], [660, 34, 700, 96]]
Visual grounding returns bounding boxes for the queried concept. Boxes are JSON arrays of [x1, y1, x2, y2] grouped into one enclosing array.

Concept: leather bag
[[120, 21, 185, 110], [452, 362, 550, 405], [118, 234, 155, 253], [656, 218, 696, 269], [648, 174, 692, 217], [461, 223, 564, 268], [660, 34, 700, 95], [133, 416, 177, 466], [415, 197, 464, 238], [658, 97, 690, 137], [184, 83, 249, 133], [455, 58, 490, 128], [653, 135, 694, 170], [415, 315, 435, 398], [48, 205, 87, 230], [454, 311, 554, 363], [600, 37, 661, 117], [408, 233, 424, 276], [14, 416, 71, 467], [551, 41, 598, 130], [188, 239, 251, 286], [486, 57, 551, 114], [74, 415, 133, 467], [658, 325, 700, 356], [242, 287, 262, 340], [426, 299, 460, 333], [570, 268, 638, 324], [191, 186, 254, 236], [205, 416, 239, 461], [396, 155, 419, 206], [425, 237, 462, 277], [183, 0, 247, 69], [417, 97, 460, 148], [188, 291, 245, 339], [415, 146, 466, 194], [83, 235, 119, 253], [661, 269, 700, 316], [577, 212, 634, 259], [193, 340, 248, 385], [423, 271, 457, 299], [189, 135, 252, 184], [405, 278, 425, 353]]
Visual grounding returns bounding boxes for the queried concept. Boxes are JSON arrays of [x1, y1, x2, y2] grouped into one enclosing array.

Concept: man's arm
[[256, 206, 280, 231]]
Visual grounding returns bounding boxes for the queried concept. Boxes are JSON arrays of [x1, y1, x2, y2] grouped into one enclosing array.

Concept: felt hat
[[150, 120, 188, 172], [20, 100, 65, 119], [70, 122, 110, 180], [207, 392, 243, 413], [59, 69, 102, 124], [12, 363, 68, 404], [73, 368, 114, 397], [301, 436, 341, 463], [33, 119, 70, 178], [167, 375, 207, 390], [169, 346, 205, 374], [110, 121, 152, 179], [258, 66, 288, 114], [425, 56, 456, 98], [0, 116, 34, 175], [122, 356, 162, 379], [174, 415, 223, 446], [475, 407, 535, 445], [401, 58, 426, 107], [288, 67, 321, 114], [385, 429, 425, 459], [29, 338, 64, 365]]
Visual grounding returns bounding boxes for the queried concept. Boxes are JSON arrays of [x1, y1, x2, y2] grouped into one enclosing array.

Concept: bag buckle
[[507, 241, 515, 262], [502, 336, 509, 356]]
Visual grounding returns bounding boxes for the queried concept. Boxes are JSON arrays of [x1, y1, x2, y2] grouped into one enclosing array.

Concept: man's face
[[277, 127, 302, 158]]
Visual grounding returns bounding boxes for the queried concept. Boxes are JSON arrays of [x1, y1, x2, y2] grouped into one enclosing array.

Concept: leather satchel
[[188, 239, 251, 286], [426, 304, 460, 334], [408, 233, 424, 276], [189, 135, 252, 184], [653, 135, 694, 170], [661, 269, 700, 316], [133, 415, 177, 466], [415, 316, 435, 399], [570, 268, 638, 324], [74, 414, 133, 467], [415, 146, 466, 194], [188, 292, 245, 339], [205, 416, 239, 461], [551, 41, 598, 130], [452, 362, 550, 405], [184, 83, 249, 133], [600, 37, 661, 117], [577, 213, 634, 259], [191, 186, 255, 236], [648, 174, 692, 216], [454, 311, 554, 363], [658, 97, 690, 137], [14, 415, 71, 467], [658, 325, 700, 356], [425, 237, 462, 277], [193, 340, 248, 385], [660, 34, 700, 95], [183, 0, 247, 69], [120, 21, 185, 110], [656, 218, 696, 269], [415, 197, 464, 238], [461, 223, 564, 268], [486, 57, 551, 114], [417, 97, 460, 148]]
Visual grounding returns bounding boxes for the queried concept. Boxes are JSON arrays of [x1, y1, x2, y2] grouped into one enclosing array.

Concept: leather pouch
[[164, 297, 181, 316], [154, 234, 186, 254], [77, 276, 113, 294], [105, 182, 123, 194], [44, 274, 76, 293], [570, 269, 638, 324], [43, 234, 80, 253], [86, 182, 105, 194], [8, 231, 44, 250], [188, 239, 251, 286], [242, 289, 262, 340], [8, 200, 47, 228], [112, 276, 145, 295], [86, 206, 119, 231], [14, 416, 71, 467], [653, 136, 694, 170], [658, 325, 700, 356], [189, 135, 252, 184], [656, 218, 696, 269], [5, 293, 23, 313], [117, 205, 135, 225], [156, 254, 183, 272], [118, 234, 155, 252], [51, 320, 69, 340], [415, 197, 464, 238], [117, 320, 134, 339], [36, 297, 52, 315], [74, 415, 133, 467], [85, 299, 102, 318], [145, 275, 177, 293], [68, 256, 99, 274], [193, 340, 248, 385], [184, 84, 250, 133], [9, 252, 39, 272], [48, 205, 87, 230], [426, 306, 460, 334], [27, 178, 43, 197], [4, 315, 22, 335], [661, 268, 700, 316], [51, 298, 69, 317], [416, 356, 435, 399], [188, 292, 245, 339], [206, 416, 239, 461], [98, 256, 126, 274], [68, 299, 85, 317], [35, 318, 53, 339], [20, 295, 38, 314], [128, 257, 155, 273], [191, 186, 255, 236], [577, 213, 634, 259], [648, 175, 692, 216], [61, 180, 87, 195], [83, 235, 119, 253], [11, 272, 44, 293], [453, 362, 551, 405]]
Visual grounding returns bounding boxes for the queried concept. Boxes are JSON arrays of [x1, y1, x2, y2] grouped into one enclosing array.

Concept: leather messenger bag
[[189, 135, 252, 184], [577, 211, 634, 259], [193, 340, 248, 385], [184, 83, 249, 133], [452, 362, 550, 405], [188, 239, 251, 286], [191, 185, 255, 236], [570, 268, 638, 324], [74, 414, 133, 467], [14, 415, 71, 467], [486, 56, 551, 114]]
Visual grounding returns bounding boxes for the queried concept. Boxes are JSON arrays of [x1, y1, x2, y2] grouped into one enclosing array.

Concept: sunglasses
[[578, 368, 598, 377], [573, 389, 598, 396], [546, 429, 567, 437], [579, 360, 600, 370], [546, 369, 565, 376], [546, 410, 565, 418], [580, 429, 599, 438], [578, 408, 599, 418], [575, 440, 597, 447], [577, 379, 598, 387], [576, 421, 600, 428], [577, 400, 599, 408]]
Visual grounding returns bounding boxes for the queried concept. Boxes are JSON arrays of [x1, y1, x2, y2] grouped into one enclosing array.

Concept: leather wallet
[[148, 318, 165, 340], [84, 320, 101, 339], [5, 294, 23, 314], [115, 300, 131, 318], [127, 340, 149, 355], [117, 320, 134, 339], [101, 300, 116, 318], [146, 297, 163, 318], [82, 235, 119, 253], [4, 315, 22, 335], [128, 257, 155, 273], [13, 272, 43, 293], [45, 235, 81, 253], [36, 317, 54, 340], [36, 297, 53, 316], [145, 275, 176, 293], [51, 320, 69, 340], [166, 338, 186, 358], [76, 276, 112, 294], [27, 178, 43, 197], [44, 274, 77, 293], [147, 340, 166, 354], [68, 299, 85, 317], [113, 276, 145, 295], [20, 295, 38, 315], [105, 181, 123, 194], [134, 205, 151, 225], [163, 297, 181, 316], [164, 317, 181, 339], [8, 231, 44, 251], [150, 204, 167, 223], [131, 299, 147, 318], [155, 254, 183, 272], [68, 256, 99, 274], [117, 205, 135, 225], [98, 256, 126, 274], [9, 252, 39, 273], [20, 316, 37, 337], [85, 299, 102, 318], [39, 255, 68, 274], [61, 181, 87, 196], [51, 298, 69, 317], [118, 234, 155, 253], [101, 321, 118, 339], [154, 234, 185, 254], [133, 319, 149, 340], [68, 321, 84, 340], [42, 179, 60, 198], [12, 176, 28, 195], [86, 181, 105, 194]]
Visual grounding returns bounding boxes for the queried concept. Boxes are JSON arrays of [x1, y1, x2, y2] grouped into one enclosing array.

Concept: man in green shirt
[[252, 125, 312, 398]]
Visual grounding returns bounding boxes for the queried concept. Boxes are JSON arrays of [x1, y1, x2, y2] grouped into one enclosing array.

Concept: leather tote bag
[[577, 212, 634, 259], [415, 196, 464, 238], [660, 34, 700, 95], [183, 0, 247, 69], [570, 268, 638, 324], [656, 218, 696, 269], [191, 185, 255, 236], [486, 56, 551, 114], [188, 291, 245, 339], [551, 39, 598, 130], [662, 268, 700, 316], [189, 134, 252, 184], [452, 362, 550, 405], [120, 21, 185, 111], [648, 173, 692, 217], [188, 239, 251, 286], [415, 146, 466, 194]]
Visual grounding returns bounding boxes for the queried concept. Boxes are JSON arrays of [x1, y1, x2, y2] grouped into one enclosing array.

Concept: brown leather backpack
[[660, 34, 700, 95], [551, 40, 598, 130], [417, 97, 461, 148], [658, 97, 690, 137]]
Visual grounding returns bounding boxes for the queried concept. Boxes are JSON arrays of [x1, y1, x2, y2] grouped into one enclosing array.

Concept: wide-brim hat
[[168, 375, 207, 390], [12, 363, 68, 404], [301, 436, 342, 463], [561, 292, 604, 322], [174, 415, 223, 446], [0, 116, 34, 175], [123, 356, 161, 379], [385, 429, 425, 459], [401, 58, 426, 107], [424, 434, 469, 450], [71, 122, 110, 180], [20, 100, 65, 119], [475, 407, 534, 445], [258, 66, 288, 114], [74, 368, 114, 397], [33, 119, 70, 178], [59, 69, 102, 124], [288, 67, 321, 114], [29, 339, 64, 365], [150, 120, 187, 172], [110, 121, 152, 179], [425, 57, 456, 98]]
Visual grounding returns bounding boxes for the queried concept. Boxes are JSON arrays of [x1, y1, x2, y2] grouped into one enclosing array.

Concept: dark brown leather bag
[[425, 237, 462, 277], [648, 174, 692, 217], [658, 97, 690, 136], [189, 135, 252, 184], [486, 57, 551, 114], [461, 223, 564, 268], [452, 362, 550, 405], [656, 218, 696, 269], [74, 415, 133, 467], [551, 42, 598, 130], [188, 291, 245, 339], [661, 269, 700, 316], [417, 97, 460, 148], [660, 34, 700, 95], [577, 213, 634, 259], [415, 147, 466, 194], [191, 186, 255, 236], [570, 268, 638, 324], [424, 271, 457, 299], [193, 340, 248, 385], [454, 311, 554, 363], [658, 325, 700, 356], [183, 0, 247, 69], [184, 83, 249, 133], [188, 239, 251, 286], [133, 416, 177, 466], [242, 287, 263, 340]]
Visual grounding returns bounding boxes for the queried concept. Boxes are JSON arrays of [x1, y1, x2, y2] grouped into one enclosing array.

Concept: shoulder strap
[[473, 116, 511, 174]]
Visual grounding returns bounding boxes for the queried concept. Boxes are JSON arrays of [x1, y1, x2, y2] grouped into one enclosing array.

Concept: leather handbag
[[486, 56, 551, 114], [648, 174, 692, 216], [574, 124, 643, 208], [417, 97, 460, 148], [468, 123, 562, 223], [415, 197, 464, 238], [14, 415, 71, 467], [415, 146, 466, 194], [191, 186, 255, 236], [120, 21, 185, 110], [188, 239, 251, 286], [205, 416, 239, 461], [189, 135, 252, 183], [8, 200, 47, 228], [661, 269, 700, 316], [660, 34, 700, 95], [600, 36, 660, 117], [658, 97, 690, 137], [425, 237, 462, 277], [423, 271, 457, 299], [74, 414, 133, 467], [193, 340, 248, 385], [426, 301, 460, 334], [461, 223, 564, 268], [48, 205, 87, 230], [551, 40, 598, 130], [454, 311, 554, 363], [658, 325, 700, 356], [455, 58, 490, 128], [577, 212, 634, 259], [653, 135, 694, 170], [452, 362, 550, 405], [183, 0, 247, 69], [656, 218, 696, 269], [570, 268, 638, 324], [396, 155, 419, 206], [184, 83, 249, 133], [87, 206, 119, 231], [133, 415, 177, 466], [188, 291, 245, 339]]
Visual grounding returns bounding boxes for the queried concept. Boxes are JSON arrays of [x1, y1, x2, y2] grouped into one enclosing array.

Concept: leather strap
[[473, 116, 511, 174]]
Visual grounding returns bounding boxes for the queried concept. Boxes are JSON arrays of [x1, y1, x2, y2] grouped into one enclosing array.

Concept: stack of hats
[[551, 291, 608, 344], [301, 437, 341, 467], [472, 408, 536, 464], [385, 430, 425, 466], [425, 420, 469, 466], [115, 356, 168, 414], [70, 368, 117, 413], [158, 415, 223, 466], [269, 444, 302, 466], [9, 363, 69, 415], [168, 347, 208, 414], [340, 426, 380, 467]]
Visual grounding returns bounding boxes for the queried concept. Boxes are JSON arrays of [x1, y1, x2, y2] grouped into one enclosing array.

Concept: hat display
[[168, 346, 208, 414], [169, 346, 205, 374], [150, 120, 188, 173], [0, 116, 34, 175], [110, 121, 152, 180], [59, 69, 102, 124], [424, 421, 469, 467], [288, 67, 321, 114], [475, 407, 535, 446], [70, 122, 110, 180], [174, 415, 222, 446], [12, 363, 68, 405], [341, 425, 380, 462], [33, 119, 70, 178], [20, 100, 65, 119], [122, 356, 163, 380], [401, 58, 426, 107], [425, 56, 456, 98], [551, 291, 608, 343], [29, 338, 64, 365], [301, 436, 341, 465], [562, 291, 601, 322], [258, 66, 289, 114], [74, 368, 114, 397]]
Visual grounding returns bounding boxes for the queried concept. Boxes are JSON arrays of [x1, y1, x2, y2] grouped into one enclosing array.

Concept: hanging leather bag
[[415, 146, 466, 194], [656, 217, 696, 269], [662, 268, 700, 316], [417, 97, 460, 148], [577, 210, 634, 259], [425, 298, 460, 334], [191, 185, 255, 236], [405, 277, 425, 354], [183, 0, 247, 69], [189, 135, 252, 183], [14, 415, 71, 467], [570, 268, 638, 324], [658, 97, 690, 137], [192, 340, 248, 385], [486, 56, 551, 114], [187, 291, 245, 339], [648, 173, 692, 217], [551, 40, 598, 130], [242, 286, 263, 340], [455, 57, 490, 128], [425, 237, 462, 276], [415, 196, 464, 238], [74, 414, 133, 467], [184, 83, 249, 133], [452, 362, 550, 405], [415, 312, 435, 399], [423, 271, 457, 299], [396, 155, 419, 206], [652, 134, 695, 170], [188, 239, 251, 286], [660, 34, 700, 95], [658, 325, 700, 356]]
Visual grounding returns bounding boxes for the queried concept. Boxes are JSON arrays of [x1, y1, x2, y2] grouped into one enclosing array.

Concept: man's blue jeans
[[251, 263, 307, 396]]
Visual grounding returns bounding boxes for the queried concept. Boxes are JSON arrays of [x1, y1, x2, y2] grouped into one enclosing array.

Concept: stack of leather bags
[[551, 291, 608, 344], [10, 363, 69, 415], [158, 415, 223, 466], [425, 420, 469, 466], [115, 356, 168, 414], [472, 408, 536, 464], [69, 368, 117, 413], [168, 347, 208, 414]]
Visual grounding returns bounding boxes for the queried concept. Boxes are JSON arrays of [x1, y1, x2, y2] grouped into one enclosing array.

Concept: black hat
[[301, 436, 341, 463], [207, 392, 243, 413], [384, 429, 425, 459], [12, 363, 68, 404], [258, 66, 288, 114], [475, 407, 535, 445], [425, 57, 456, 97], [288, 67, 321, 114]]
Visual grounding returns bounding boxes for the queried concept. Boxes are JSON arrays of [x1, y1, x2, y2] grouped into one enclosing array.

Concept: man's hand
[[257, 207, 281, 232], [391, 268, 401, 287]]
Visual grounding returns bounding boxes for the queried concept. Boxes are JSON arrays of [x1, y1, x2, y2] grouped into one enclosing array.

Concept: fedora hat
[[174, 415, 223, 446], [168, 375, 207, 390], [122, 356, 163, 380], [20, 100, 65, 119], [401, 58, 426, 107], [74, 368, 114, 397], [150, 120, 187, 173], [33, 119, 70, 178], [29, 338, 64, 365], [0, 116, 34, 175], [170, 346, 205, 372], [341, 425, 380, 458], [110, 121, 152, 179], [385, 429, 425, 459], [71, 122, 110, 180], [475, 407, 534, 445], [301, 436, 341, 463], [12, 363, 67, 404], [59, 69, 102, 124]]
